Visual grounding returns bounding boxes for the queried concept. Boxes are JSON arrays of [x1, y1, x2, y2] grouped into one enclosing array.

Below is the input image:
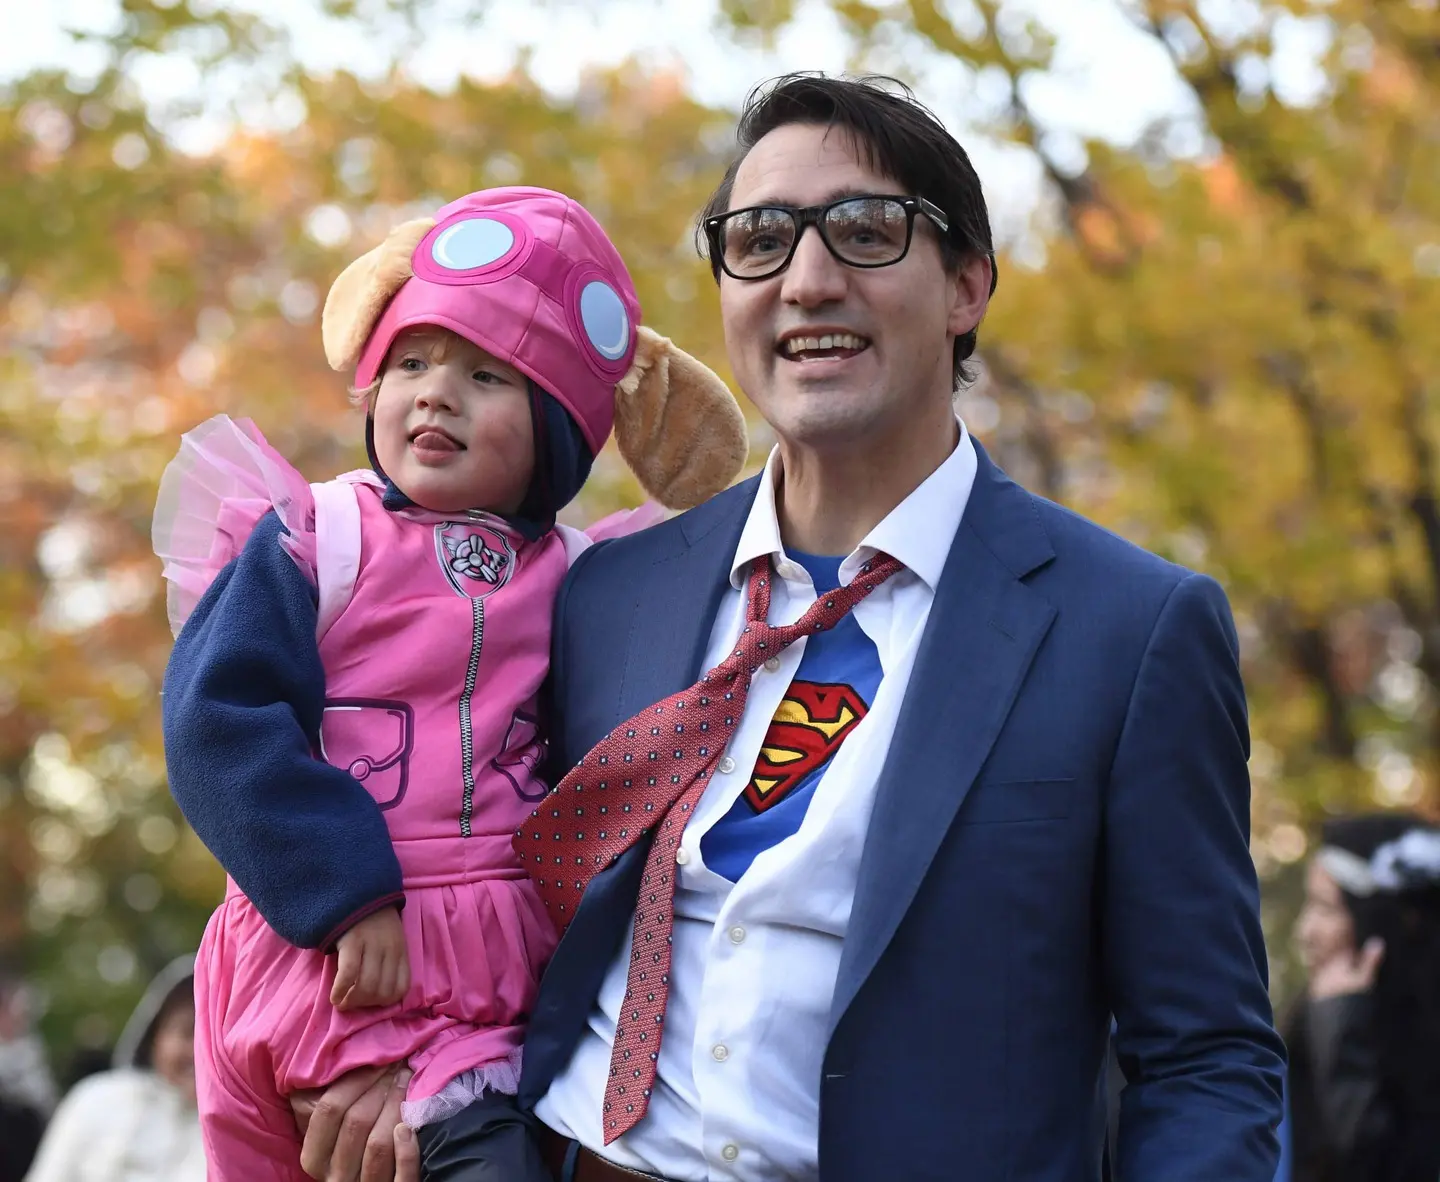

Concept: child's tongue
[[413, 430, 460, 453]]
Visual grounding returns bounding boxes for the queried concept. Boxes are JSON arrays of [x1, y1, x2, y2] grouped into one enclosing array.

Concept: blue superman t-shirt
[[700, 551, 884, 882]]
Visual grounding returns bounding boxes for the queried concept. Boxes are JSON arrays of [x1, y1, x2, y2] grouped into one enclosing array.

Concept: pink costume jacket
[[194, 472, 566, 1106], [152, 416, 637, 1159]]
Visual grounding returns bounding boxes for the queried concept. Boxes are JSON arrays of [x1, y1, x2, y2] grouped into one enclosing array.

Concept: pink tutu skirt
[[151, 414, 318, 638], [196, 870, 557, 1127]]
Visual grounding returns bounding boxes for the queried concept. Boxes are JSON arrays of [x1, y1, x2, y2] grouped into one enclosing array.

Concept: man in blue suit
[[301, 72, 1284, 1182]]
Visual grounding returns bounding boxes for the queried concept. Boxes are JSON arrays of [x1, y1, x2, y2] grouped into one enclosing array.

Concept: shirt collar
[[728, 416, 978, 593]]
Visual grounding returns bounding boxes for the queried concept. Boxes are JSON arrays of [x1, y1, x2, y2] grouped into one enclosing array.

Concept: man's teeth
[[782, 333, 868, 356]]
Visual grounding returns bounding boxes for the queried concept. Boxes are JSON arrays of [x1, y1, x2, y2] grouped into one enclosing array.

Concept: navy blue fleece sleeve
[[162, 511, 403, 949]]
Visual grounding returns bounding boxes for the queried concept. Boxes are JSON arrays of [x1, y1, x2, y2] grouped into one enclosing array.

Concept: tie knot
[[729, 552, 905, 669]]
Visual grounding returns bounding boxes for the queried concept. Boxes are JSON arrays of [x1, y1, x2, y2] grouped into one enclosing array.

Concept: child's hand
[[332, 907, 411, 1011]]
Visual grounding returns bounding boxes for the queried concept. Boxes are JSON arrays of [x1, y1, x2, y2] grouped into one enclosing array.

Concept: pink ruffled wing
[[582, 500, 667, 543], [152, 414, 317, 637]]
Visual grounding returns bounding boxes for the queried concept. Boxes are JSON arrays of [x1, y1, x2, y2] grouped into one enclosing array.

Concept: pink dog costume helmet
[[352, 187, 639, 459], [324, 186, 748, 516]]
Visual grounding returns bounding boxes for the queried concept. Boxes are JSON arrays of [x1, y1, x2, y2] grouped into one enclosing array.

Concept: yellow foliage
[[0, 38, 756, 1063], [5, 0, 1440, 1060]]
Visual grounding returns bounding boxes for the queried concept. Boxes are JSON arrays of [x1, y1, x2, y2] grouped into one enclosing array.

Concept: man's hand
[[332, 908, 411, 1011], [394, 1124, 420, 1182], [292, 1064, 411, 1182], [1308, 935, 1385, 1001]]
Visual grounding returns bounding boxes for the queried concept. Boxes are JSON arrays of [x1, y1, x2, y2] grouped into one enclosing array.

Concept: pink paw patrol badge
[[436, 522, 516, 598]]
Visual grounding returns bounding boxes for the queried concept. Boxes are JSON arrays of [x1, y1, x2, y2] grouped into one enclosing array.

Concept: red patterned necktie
[[516, 550, 904, 1143]]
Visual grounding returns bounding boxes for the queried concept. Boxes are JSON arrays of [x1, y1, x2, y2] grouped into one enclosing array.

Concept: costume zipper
[[458, 597, 484, 837]]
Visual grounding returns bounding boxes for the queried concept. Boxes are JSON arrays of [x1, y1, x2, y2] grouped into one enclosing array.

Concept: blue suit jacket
[[521, 443, 1285, 1181]]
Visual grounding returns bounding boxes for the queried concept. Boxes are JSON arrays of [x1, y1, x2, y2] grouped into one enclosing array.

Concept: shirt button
[[728, 925, 746, 945], [712, 1044, 729, 1062], [718, 756, 736, 775], [763, 656, 781, 672], [721, 1144, 740, 1162], [675, 847, 690, 866]]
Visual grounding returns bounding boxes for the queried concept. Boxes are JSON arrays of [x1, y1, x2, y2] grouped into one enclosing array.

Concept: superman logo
[[744, 681, 868, 813]]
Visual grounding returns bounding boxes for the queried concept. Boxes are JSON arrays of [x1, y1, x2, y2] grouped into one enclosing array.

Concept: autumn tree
[[1, 0, 739, 1071], [7, 0, 1439, 1060]]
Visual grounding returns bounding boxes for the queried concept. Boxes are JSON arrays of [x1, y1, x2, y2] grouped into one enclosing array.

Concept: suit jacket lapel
[[831, 447, 1057, 1033], [522, 478, 759, 1106], [612, 476, 760, 719]]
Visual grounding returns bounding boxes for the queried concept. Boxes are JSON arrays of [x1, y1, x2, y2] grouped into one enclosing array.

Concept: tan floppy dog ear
[[320, 218, 435, 372], [614, 327, 750, 511]]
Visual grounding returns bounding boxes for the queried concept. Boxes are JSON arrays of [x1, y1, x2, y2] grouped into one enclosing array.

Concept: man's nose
[[780, 224, 848, 307]]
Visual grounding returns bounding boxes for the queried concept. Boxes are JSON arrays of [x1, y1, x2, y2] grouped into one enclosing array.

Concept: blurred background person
[[1284, 813, 1440, 1182], [24, 955, 203, 1182], [0, 955, 55, 1182]]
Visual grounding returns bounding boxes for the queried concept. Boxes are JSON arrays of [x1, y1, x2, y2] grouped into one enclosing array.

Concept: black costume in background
[[0, 1092, 45, 1182], [1285, 992, 1440, 1182]]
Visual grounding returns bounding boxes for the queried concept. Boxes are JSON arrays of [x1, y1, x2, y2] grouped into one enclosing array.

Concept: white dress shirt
[[537, 420, 978, 1181]]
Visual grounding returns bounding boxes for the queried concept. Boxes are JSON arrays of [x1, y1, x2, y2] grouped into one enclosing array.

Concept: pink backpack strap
[[310, 472, 377, 641], [554, 523, 593, 567]]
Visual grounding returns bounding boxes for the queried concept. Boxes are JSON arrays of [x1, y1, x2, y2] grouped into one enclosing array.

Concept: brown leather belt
[[538, 1126, 671, 1182]]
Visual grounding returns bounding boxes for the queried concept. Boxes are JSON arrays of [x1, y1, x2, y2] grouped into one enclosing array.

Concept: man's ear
[[321, 218, 435, 372], [947, 253, 993, 340]]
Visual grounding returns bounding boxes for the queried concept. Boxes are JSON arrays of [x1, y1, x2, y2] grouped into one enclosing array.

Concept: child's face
[[371, 328, 535, 515]]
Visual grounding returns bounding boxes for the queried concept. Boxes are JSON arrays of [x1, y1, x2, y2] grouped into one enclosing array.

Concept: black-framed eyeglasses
[[704, 194, 950, 281]]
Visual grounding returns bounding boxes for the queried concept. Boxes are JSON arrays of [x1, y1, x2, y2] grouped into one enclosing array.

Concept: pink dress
[[156, 416, 595, 1179]]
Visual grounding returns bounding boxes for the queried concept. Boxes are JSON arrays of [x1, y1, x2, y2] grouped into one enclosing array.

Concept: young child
[[153, 187, 747, 1180]]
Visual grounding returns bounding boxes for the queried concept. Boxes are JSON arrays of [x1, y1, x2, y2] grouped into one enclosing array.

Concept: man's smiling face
[[718, 121, 973, 454]]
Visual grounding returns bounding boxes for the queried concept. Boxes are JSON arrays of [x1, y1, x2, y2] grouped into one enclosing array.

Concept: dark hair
[[699, 73, 998, 388], [131, 973, 195, 1070], [1321, 812, 1426, 943]]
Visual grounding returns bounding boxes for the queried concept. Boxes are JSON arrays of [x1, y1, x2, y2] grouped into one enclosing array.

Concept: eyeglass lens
[[718, 197, 912, 277]]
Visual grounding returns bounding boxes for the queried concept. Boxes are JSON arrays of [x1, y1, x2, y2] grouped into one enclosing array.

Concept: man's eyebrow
[[825, 184, 893, 202], [732, 183, 896, 209]]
